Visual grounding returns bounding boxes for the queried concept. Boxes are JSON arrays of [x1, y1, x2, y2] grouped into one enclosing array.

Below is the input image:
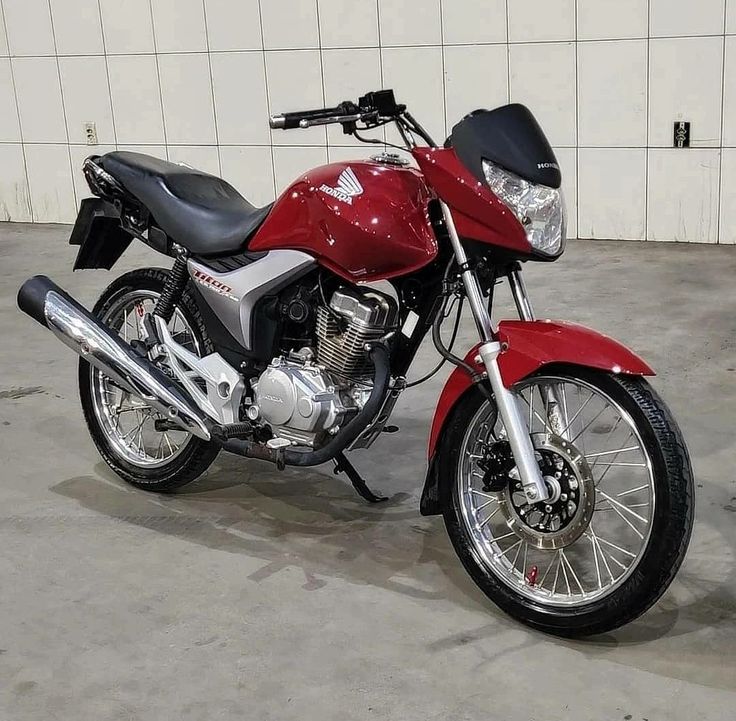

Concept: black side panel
[[450, 104, 561, 189], [70, 198, 133, 270]]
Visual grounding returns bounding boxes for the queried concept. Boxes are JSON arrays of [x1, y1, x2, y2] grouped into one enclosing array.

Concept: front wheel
[[439, 365, 694, 636]]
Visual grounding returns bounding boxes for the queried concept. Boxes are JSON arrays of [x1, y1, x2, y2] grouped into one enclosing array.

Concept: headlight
[[482, 160, 566, 257]]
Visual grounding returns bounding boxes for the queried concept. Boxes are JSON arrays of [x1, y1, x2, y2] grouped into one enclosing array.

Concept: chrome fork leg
[[439, 201, 550, 503], [508, 266, 570, 439]]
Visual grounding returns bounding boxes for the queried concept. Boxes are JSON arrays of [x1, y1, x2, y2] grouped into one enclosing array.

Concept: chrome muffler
[[17, 275, 215, 441]]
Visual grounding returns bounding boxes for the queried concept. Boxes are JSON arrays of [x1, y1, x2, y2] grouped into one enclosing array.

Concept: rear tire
[[79, 268, 220, 492], [439, 365, 694, 636]]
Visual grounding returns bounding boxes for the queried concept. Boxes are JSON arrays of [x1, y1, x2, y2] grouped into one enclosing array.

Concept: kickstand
[[333, 452, 388, 504]]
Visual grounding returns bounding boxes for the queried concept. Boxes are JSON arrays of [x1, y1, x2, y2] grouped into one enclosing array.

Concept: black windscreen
[[449, 104, 561, 189]]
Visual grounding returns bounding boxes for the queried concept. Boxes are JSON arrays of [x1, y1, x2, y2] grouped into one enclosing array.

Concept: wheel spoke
[[616, 484, 650, 498], [597, 490, 649, 524], [560, 549, 585, 595], [585, 446, 640, 459]]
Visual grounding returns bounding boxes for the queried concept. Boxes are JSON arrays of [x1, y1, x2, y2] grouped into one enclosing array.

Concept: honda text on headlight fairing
[[18, 90, 693, 636]]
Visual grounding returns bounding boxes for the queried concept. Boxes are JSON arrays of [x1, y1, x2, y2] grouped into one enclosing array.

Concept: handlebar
[[269, 105, 349, 130], [269, 89, 404, 131]]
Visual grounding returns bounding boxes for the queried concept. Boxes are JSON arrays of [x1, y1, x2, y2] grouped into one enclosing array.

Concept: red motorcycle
[[18, 90, 693, 636]]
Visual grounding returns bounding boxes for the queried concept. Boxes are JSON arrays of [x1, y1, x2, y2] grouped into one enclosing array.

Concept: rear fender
[[70, 198, 167, 270], [420, 320, 654, 515]]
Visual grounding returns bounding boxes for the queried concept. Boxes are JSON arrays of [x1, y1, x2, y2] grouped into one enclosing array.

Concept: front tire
[[439, 365, 694, 636], [79, 268, 220, 492]]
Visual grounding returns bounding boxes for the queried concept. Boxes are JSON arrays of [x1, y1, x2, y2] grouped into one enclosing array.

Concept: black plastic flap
[[70, 198, 132, 270]]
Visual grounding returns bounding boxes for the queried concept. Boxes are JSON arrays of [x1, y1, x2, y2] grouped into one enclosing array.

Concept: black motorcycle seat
[[98, 151, 272, 256]]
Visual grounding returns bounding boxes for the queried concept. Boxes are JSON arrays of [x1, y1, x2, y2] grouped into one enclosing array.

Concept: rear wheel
[[440, 365, 694, 636], [79, 268, 220, 492]]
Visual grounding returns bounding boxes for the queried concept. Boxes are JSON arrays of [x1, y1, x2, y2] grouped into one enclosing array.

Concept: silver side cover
[[188, 250, 315, 350]]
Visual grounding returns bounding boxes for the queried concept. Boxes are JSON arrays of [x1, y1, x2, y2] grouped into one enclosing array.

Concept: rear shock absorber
[[154, 247, 189, 323]]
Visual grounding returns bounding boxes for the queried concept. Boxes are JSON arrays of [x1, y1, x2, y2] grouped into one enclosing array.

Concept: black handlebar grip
[[270, 105, 344, 130]]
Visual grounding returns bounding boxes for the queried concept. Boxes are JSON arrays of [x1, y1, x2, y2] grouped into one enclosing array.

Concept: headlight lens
[[482, 160, 566, 256]]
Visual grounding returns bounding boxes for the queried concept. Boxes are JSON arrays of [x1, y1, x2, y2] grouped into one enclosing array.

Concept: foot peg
[[333, 452, 388, 503]]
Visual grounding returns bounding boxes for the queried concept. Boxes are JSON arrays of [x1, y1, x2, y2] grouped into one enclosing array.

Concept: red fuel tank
[[248, 160, 438, 282]]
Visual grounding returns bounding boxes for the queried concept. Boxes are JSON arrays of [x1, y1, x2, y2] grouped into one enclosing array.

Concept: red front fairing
[[412, 147, 531, 254], [248, 160, 438, 282]]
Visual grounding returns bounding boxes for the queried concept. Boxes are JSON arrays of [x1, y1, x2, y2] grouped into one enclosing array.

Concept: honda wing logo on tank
[[319, 167, 364, 205]]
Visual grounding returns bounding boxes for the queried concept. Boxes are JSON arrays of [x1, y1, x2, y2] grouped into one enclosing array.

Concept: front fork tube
[[439, 201, 551, 504]]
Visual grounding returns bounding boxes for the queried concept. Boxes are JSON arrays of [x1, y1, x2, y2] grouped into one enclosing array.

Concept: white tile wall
[[578, 148, 646, 240], [508, 0, 575, 43], [107, 55, 165, 145], [211, 52, 270, 145], [13, 57, 67, 143], [158, 53, 217, 145], [577, 0, 647, 40], [577, 40, 647, 147], [647, 149, 720, 243], [99, 0, 155, 54], [24, 143, 76, 222], [441, 0, 506, 45], [2, 0, 55, 56], [648, 37, 723, 147], [379, 0, 442, 47], [510, 42, 576, 147], [204, 0, 261, 51], [1, 0, 735, 243], [0, 58, 20, 141], [49, 0, 104, 56], [649, 0, 725, 38], [151, 0, 207, 53], [318, 0, 378, 48], [59, 56, 115, 145], [219, 145, 275, 205], [261, 0, 319, 50], [0, 6, 8, 55], [0, 143, 31, 221], [719, 148, 736, 243], [444, 44, 508, 131]]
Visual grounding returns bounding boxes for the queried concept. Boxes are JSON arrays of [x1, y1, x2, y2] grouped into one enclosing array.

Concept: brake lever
[[298, 109, 382, 129]]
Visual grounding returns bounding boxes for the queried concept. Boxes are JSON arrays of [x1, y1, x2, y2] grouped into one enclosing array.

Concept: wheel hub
[[493, 433, 596, 550]]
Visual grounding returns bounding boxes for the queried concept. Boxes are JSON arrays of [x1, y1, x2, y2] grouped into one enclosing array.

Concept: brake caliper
[[477, 439, 516, 492]]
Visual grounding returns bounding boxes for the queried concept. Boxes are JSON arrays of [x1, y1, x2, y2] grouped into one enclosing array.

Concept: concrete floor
[[0, 221, 735, 720]]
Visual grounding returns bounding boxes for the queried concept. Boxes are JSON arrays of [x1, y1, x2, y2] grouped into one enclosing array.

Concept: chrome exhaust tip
[[17, 275, 214, 441]]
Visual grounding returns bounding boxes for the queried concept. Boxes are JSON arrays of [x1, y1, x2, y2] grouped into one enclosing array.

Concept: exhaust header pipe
[[17, 275, 214, 441]]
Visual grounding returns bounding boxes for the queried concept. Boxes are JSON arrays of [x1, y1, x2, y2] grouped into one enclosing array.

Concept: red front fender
[[427, 320, 654, 460]]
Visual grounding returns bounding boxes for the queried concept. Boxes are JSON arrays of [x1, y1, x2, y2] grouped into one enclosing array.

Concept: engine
[[248, 286, 397, 447]]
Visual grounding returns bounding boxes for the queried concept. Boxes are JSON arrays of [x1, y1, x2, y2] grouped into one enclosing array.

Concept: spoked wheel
[[440, 364, 694, 636], [79, 269, 219, 492]]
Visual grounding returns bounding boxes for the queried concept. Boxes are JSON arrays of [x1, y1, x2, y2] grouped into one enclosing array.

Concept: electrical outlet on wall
[[84, 122, 98, 145], [673, 121, 690, 148]]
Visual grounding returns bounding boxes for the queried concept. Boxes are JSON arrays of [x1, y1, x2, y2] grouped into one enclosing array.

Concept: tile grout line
[[644, 0, 651, 242], [9, 31, 736, 59], [256, 0, 277, 201], [438, 0, 447, 139], [375, 0, 386, 150], [314, 0, 328, 161], [715, 6, 728, 244], [46, 0, 77, 220], [0, 0, 32, 221], [200, 0, 222, 175], [96, 0, 118, 150], [504, 0, 511, 104], [147, 0, 169, 159], [574, 0, 579, 240]]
